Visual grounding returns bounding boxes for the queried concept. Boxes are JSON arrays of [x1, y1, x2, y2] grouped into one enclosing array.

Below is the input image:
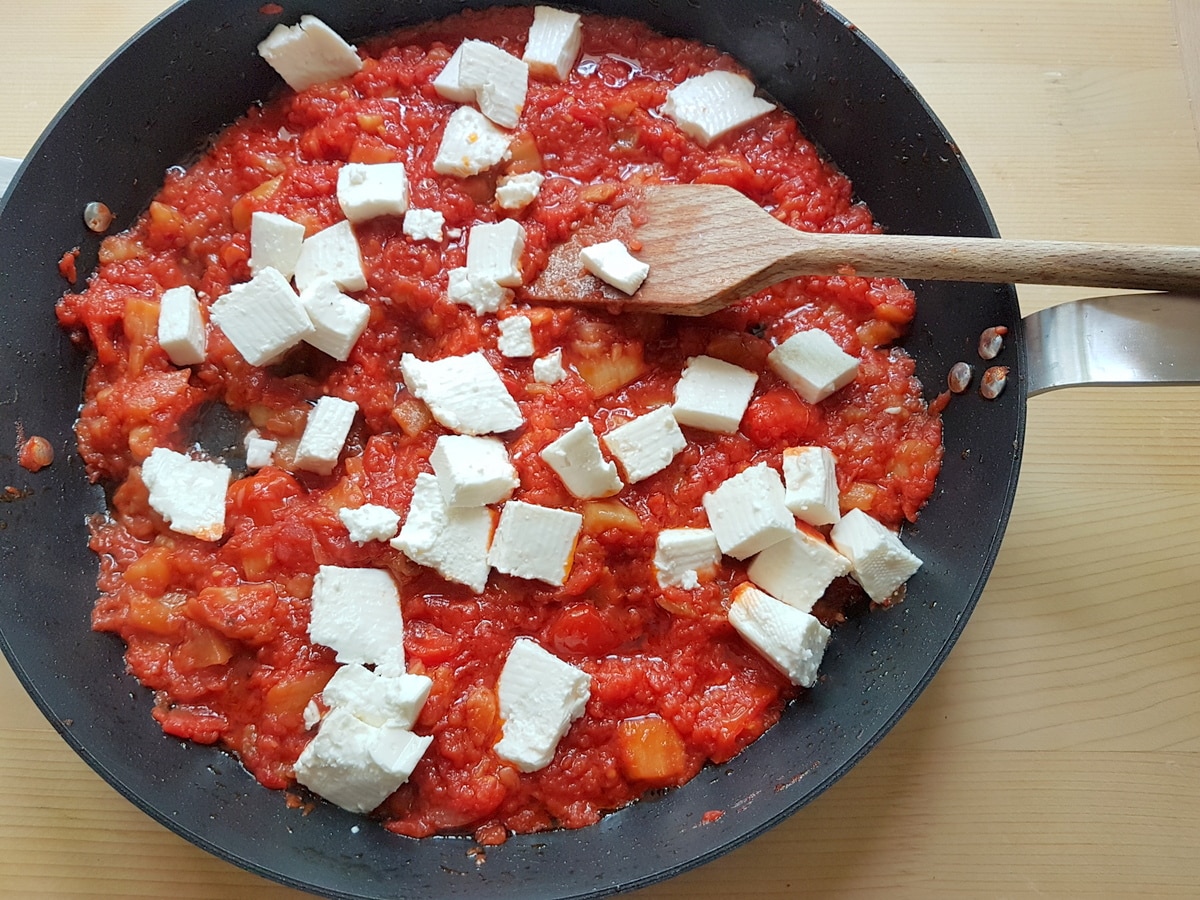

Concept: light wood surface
[[3, 1, 1200, 897]]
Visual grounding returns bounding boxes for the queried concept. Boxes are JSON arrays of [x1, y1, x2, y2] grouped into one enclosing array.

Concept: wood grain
[[3, 1, 1200, 898]]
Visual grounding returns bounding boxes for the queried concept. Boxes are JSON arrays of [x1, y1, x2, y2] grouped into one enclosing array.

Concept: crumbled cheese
[[140, 448, 231, 542], [768, 329, 859, 404], [249, 211, 306, 279], [338, 504, 401, 544], [336, 162, 410, 223], [702, 462, 795, 560], [299, 279, 370, 362], [243, 429, 278, 469], [494, 638, 591, 772], [747, 526, 850, 613], [430, 434, 519, 507], [210, 266, 315, 366], [447, 266, 512, 315], [309, 565, 405, 671], [400, 351, 524, 435], [579, 239, 649, 295], [321, 664, 432, 729], [661, 70, 775, 146], [157, 285, 206, 367], [456, 40, 530, 129], [433, 106, 514, 177], [672, 355, 758, 433], [294, 220, 368, 293], [600, 406, 687, 483], [487, 500, 583, 586], [402, 208, 445, 242], [533, 349, 567, 384], [495, 171, 545, 210], [540, 419, 623, 500], [391, 473, 494, 593], [782, 446, 841, 526], [257, 15, 363, 92], [829, 508, 922, 603], [466, 219, 526, 287], [497, 315, 535, 357], [654, 528, 721, 590], [523, 6, 583, 81], [293, 396, 358, 475], [728, 582, 830, 688]]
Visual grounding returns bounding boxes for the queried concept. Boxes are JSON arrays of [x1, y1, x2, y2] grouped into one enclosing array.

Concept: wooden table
[[4, 1, 1200, 896]]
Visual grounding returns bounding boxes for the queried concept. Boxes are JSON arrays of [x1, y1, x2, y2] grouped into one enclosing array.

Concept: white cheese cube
[[702, 462, 795, 560], [662, 70, 775, 146], [294, 396, 358, 475], [494, 638, 591, 772], [497, 315, 535, 357], [600, 406, 687, 484], [447, 266, 512, 315], [495, 171, 545, 210], [157, 285, 206, 367], [336, 162, 410, 223], [533, 349, 567, 384], [298, 279, 370, 362], [210, 266, 315, 366], [782, 446, 841, 526], [400, 351, 524, 435], [249, 211, 306, 279], [257, 15, 363, 93], [654, 528, 721, 590], [747, 527, 850, 613], [488, 500, 583, 586], [523, 6, 583, 81], [728, 583, 830, 688], [402, 208, 445, 242], [431, 434, 519, 507], [431, 43, 476, 103], [243, 429, 278, 469], [433, 106, 514, 177], [540, 419, 623, 500], [672, 355, 757, 433], [579, 239, 649, 295], [457, 40, 529, 129], [391, 473, 494, 593], [338, 504, 401, 544], [466, 219, 526, 287], [140, 448, 230, 542], [294, 220, 368, 293], [321, 664, 432, 729], [309, 565, 405, 671], [768, 329, 859, 404], [294, 708, 431, 813], [829, 508, 922, 603]]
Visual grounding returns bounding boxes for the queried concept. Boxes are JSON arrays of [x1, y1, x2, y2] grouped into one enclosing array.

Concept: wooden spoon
[[527, 183, 1200, 316]]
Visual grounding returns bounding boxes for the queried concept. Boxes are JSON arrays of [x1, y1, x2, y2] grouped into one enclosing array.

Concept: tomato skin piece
[[227, 467, 304, 528], [545, 604, 620, 658], [741, 386, 817, 448]]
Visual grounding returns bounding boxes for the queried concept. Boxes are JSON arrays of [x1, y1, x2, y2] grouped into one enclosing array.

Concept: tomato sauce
[[56, 8, 942, 843]]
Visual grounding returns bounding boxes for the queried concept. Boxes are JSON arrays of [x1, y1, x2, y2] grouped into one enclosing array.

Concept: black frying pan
[[0, 1, 1023, 897]]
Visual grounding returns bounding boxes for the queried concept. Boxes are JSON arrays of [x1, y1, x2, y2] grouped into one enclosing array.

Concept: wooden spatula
[[527, 183, 1200, 316]]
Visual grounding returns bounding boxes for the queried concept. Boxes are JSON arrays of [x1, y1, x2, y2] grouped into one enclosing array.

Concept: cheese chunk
[[533, 349, 567, 384], [580, 239, 649, 295], [403, 208, 445, 242], [243, 429, 278, 469], [431, 43, 476, 103], [466, 219, 526, 287], [309, 566, 405, 671], [294, 396, 358, 475], [497, 315, 535, 357], [337, 162, 410, 223], [433, 106, 514, 177], [210, 266, 315, 366], [495, 171, 545, 210], [523, 6, 583, 81], [829, 508, 922, 603], [702, 462, 794, 560], [391, 473, 494, 593], [447, 266, 512, 315], [250, 211, 306, 278], [728, 583, 830, 688], [400, 352, 524, 435], [654, 528, 721, 590], [457, 40, 529, 129], [488, 500, 583, 586], [431, 434, 519, 507], [321, 664, 432, 729], [140, 448, 230, 542], [494, 638, 591, 772], [257, 15, 363, 92], [662, 70, 775, 146], [672, 355, 757, 433], [782, 446, 841, 526], [747, 527, 850, 613], [601, 406, 687, 484], [338, 504, 401, 544], [768, 329, 859, 404], [299, 279, 370, 362], [294, 220, 368, 293], [294, 708, 431, 814], [540, 419, 623, 500], [157, 285, 206, 367]]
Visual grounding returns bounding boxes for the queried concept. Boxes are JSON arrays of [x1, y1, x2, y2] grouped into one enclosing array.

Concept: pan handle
[[1024, 292, 1200, 395]]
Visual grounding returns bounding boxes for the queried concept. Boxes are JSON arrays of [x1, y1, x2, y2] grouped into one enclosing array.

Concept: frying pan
[[1, 1, 1197, 897]]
